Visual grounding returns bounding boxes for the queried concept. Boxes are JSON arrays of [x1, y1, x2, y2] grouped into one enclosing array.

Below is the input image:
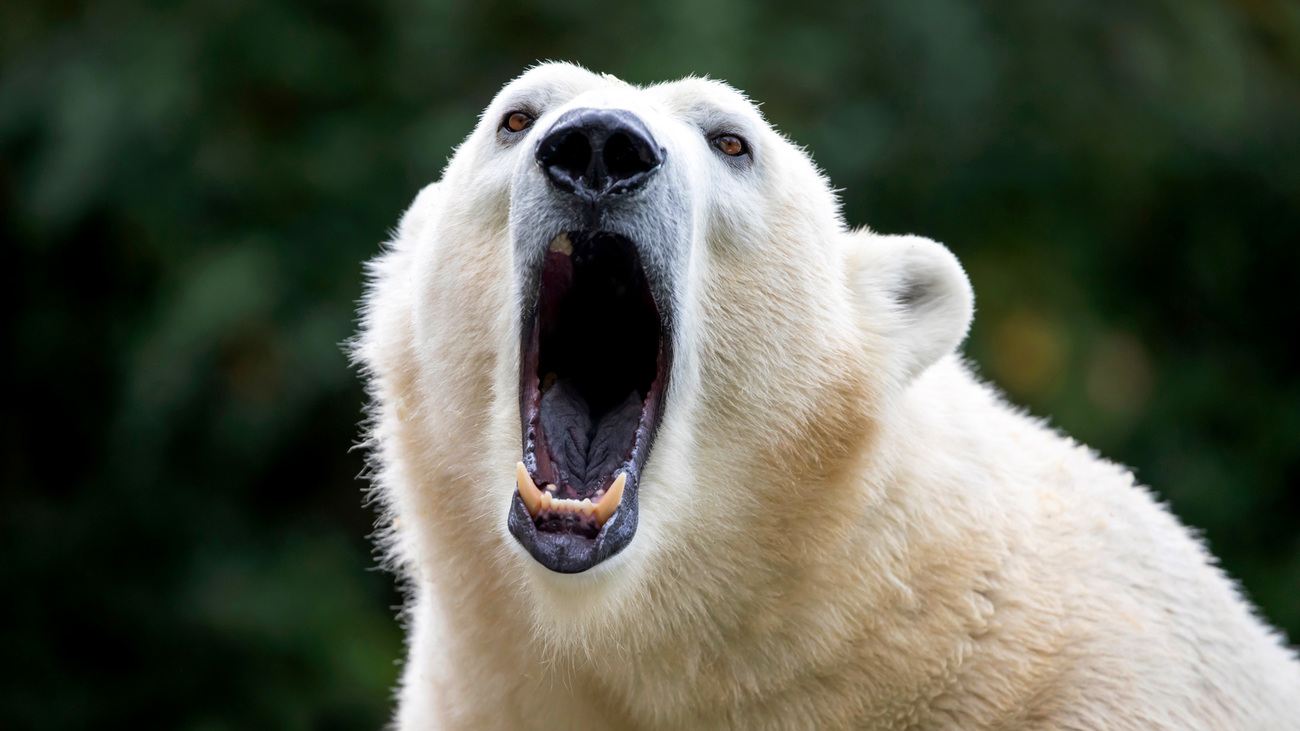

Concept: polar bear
[[354, 63, 1300, 730]]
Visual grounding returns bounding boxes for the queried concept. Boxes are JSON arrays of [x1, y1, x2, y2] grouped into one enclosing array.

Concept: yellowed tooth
[[548, 232, 573, 256], [593, 472, 627, 526], [580, 498, 594, 517], [516, 462, 542, 518]]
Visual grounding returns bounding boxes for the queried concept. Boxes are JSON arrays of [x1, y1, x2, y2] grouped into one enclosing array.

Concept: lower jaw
[[507, 486, 639, 573]]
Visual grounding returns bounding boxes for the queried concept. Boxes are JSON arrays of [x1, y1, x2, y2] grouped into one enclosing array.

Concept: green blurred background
[[3, 0, 1298, 728]]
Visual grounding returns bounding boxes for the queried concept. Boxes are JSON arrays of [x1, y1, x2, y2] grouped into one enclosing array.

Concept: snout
[[536, 108, 664, 201]]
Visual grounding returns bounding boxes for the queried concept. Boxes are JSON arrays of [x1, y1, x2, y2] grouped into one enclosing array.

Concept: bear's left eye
[[711, 133, 748, 157], [502, 111, 535, 134]]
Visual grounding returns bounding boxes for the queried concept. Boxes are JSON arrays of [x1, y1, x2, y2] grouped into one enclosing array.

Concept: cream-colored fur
[[354, 63, 1300, 730]]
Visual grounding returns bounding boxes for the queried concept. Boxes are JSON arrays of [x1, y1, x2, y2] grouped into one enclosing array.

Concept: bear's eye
[[502, 111, 535, 134], [711, 134, 747, 157]]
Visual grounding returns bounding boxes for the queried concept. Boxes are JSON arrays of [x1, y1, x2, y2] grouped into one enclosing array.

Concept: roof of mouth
[[530, 231, 661, 503]]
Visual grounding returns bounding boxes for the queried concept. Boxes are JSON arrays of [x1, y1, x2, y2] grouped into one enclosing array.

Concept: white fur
[[354, 63, 1300, 730]]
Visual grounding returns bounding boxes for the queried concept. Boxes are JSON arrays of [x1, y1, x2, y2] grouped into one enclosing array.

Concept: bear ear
[[393, 181, 443, 243], [353, 181, 442, 372], [846, 231, 974, 382]]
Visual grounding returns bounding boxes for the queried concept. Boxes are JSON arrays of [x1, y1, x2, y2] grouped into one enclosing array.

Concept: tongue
[[539, 379, 641, 495]]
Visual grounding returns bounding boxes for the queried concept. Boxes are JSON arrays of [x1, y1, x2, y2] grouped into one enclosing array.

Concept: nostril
[[603, 132, 656, 179], [541, 131, 592, 181], [537, 108, 663, 198]]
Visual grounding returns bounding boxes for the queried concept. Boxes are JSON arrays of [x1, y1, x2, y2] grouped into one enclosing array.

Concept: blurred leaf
[[3, 0, 1298, 727]]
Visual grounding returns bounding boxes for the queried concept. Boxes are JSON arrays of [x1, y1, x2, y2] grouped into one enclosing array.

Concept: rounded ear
[[394, 181, 443, 244], [353, 181, 443, 377], [846, 231, 974, 382]]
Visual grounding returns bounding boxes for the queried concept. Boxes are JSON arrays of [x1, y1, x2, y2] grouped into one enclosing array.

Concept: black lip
[[507, 477, 639, 573], [509, 232, 671, 573]]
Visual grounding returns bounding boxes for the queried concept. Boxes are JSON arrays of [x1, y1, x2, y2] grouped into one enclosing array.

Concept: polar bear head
[[358, 62, 973, 627]]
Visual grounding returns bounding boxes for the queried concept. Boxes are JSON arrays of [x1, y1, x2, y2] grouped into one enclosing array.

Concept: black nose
[[536, 108, 664, 200]]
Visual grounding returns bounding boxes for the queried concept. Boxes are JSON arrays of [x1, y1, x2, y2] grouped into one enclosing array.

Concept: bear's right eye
[[502, 111, 535, 134], [712, 134, 746, 157]]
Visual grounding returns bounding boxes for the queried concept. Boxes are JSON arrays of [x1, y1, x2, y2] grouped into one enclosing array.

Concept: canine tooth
[[594, 473, 627, 526], [516, 462, 542, 518], [548, 232, 573, 256]]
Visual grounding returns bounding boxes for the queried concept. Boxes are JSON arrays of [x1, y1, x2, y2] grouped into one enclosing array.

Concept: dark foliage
[[3, 0, 1298, 727]]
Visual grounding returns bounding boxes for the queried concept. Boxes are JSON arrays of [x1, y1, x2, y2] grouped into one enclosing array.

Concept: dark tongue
[[539, 379, 641, 495]]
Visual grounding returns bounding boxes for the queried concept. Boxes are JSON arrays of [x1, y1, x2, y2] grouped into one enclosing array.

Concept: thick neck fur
[[381, 353, 1044, 729], [379, 348, 1300, 729]]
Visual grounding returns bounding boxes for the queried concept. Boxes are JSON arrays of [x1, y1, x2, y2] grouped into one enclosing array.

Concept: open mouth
[[509, 231, 669, 573]]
